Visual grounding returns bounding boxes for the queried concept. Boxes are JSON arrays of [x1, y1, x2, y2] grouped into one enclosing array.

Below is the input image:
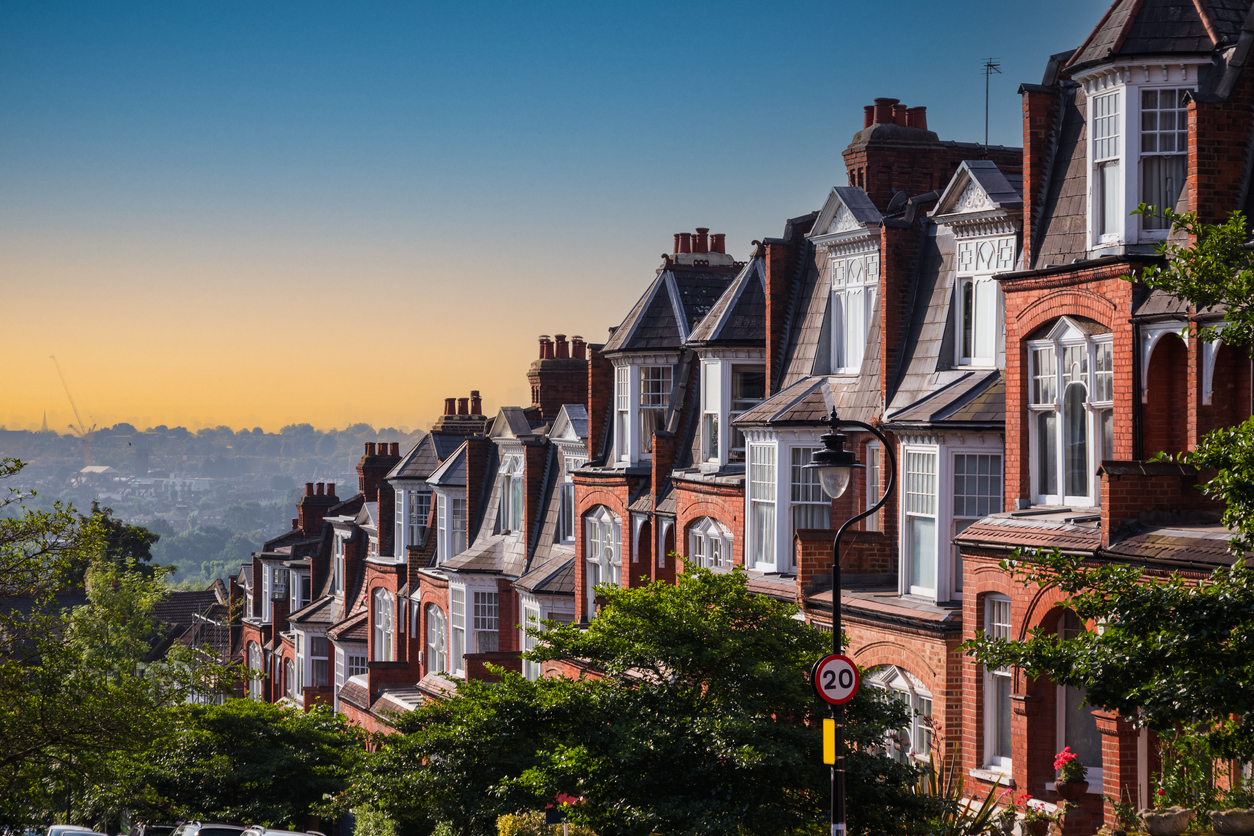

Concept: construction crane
[[51, 356, 97, 468]]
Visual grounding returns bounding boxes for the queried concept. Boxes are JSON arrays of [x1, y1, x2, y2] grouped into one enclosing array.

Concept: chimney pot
[[444, 397, 456, 416], [673, 233, 681, 253], [555, 334, 569, 358], [470, 390, 482, 414], [390, 442, 399, 456], [327, 482, 336, 497], [292, 517, 299, 530], [710, 233, 726, 254], [892, 103, 908, 126], [864, 105, 874, 128], [458, 397, 469, 415], [572, 336, 586, 359], [679, 232, 692, 253], [694, 228, 709, 253], [316, 482, 324, 495], [907, 106, 927, 130], [305, 482, 315, 496], [365, 442, 376, 456], [873, 97, 899, 124], [538, 335, 551, 359]]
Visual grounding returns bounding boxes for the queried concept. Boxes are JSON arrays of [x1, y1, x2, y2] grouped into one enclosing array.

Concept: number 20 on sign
[[811, 653, 860, 706]]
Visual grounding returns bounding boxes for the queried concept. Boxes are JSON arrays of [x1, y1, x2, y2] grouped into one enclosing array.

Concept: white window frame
[[903, 448, 938, 598], [615, 365, 630, 463], [310, 634, 329, 687], [748, 443, 777, 571], [689, 517, 733, 570], [450, 586, 466, 676], [405, 488, 431, 552], [702, 359, 722, 463], [638, 365, 671, 459], [1028, 318, 1114, 507], [372, 588, 394, 662], [426, 604, 447, 674], [498, 454, 525, 534], [1139, 87, 1189, 237], [869, 665, 934, 764], [585, 506, 621, 617], [953, 237, 1010, 368], [1091, 88, 1123, 244], [472, 590, 499, 653], [521, 603, 542, 681], [950, 451, 1003, 601], [983, 594, 1013, 772], [790, 446, 830, 534], [334, 647, 345, 710], [559, 450, 586, 543], [248, 641, 263, 699], [261, 565, 272, 623], [295, 634, 305, 694], [1056, 610, 1104, 792], [700, 358, 766, 466], [865, 442, 881, 531], [332, 534, 346, 594], [830, 249, 879, 374]]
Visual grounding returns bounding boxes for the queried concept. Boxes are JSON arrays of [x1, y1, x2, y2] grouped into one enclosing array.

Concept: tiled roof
[[1031, 85, 1089, 269], [604, 266, 738, 354], [514, 554, 575, 594], [889, 371, 1004, 427], [327, 609, 368, 642], [808, 587, 961, 628], [687, 257, 766, 346], [152, 588, 222, 626], [388, 433, 440, 481], [954, 513, 1104, 553], [338, 675, 370, 709], [745, 573, 796, 602], [288, 595, 335, 625], [427, 444, 467, 488], [372, 686, 424, 716], [734, 378, 828, 427], [442, 534, 526, 577], [417, 672, 459, 700], [1105, 524, 1237, 566], [1068, 0, 1241, 69], [1132, 287, 1191, 318]]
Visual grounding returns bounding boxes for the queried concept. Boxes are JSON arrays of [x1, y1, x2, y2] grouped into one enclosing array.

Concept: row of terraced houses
[[219, 1, 1254, 832]]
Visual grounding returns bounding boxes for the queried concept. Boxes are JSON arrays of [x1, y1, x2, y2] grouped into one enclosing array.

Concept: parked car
[[134, 825, 178, 836], [46, 826, 97, 836], [170, 825, 247, 836], [241, 829, 325, 836]]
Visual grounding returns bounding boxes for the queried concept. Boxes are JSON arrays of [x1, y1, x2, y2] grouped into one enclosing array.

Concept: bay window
[[790, 447, 830, 532], [952, 453, 1003, 597], [585, 507, 621, 616], [332, 535, 345, 594], [406, 489, 430, 549], [425, 604, 447, 674], [247, 642, 263, 699], [904, 450, 937, 595], [451, 588, 465, 675], [639, 366, 671, 457], [689, 517, 732, 570], [559, 451, 585, 543], [865, 443, 881, 531], [261, 565, 272, 622], [311, 635, 329, 687], [616, 366, 630, 462], [347, 652, 367, 677], [1028, 318, 1114, 506], [295, 634, 304, 693], [1140, 88, 1188, 232], [700, 359, 765, 465], [473, 590, 499, 652], [522, 604, 541, 681], [984, 594, 1013, 771], [730, 366, 765, 460], [372, 589, 394, 662], [869, 665, 934, 764], [498, 455, 524, 534], [702, 361, 720, 463], [1093, 90, 1121, 241], [749, 444, 776, 569]]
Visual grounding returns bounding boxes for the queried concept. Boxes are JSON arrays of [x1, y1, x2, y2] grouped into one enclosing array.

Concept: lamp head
[[803, 408, 864, 499]]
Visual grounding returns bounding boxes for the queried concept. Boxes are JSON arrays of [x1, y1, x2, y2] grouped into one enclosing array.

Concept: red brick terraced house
[[951, 1, 1254, 831]]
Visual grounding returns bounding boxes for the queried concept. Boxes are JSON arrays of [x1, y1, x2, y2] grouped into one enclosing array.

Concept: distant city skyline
[[3, 0, 1100, 433]]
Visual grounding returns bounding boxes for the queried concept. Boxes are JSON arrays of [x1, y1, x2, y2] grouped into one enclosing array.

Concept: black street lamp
[[805, 408, 897, 836]]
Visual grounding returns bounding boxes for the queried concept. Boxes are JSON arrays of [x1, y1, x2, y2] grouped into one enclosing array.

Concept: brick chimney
[[444, 398, 456, 415], [297, 481, 339, 537], [528, 330, 590, 421], [470, 390, 482, 415], [710, 233, 726, 254], [587, 343, 613, 460], [571, 336, 586, 360], [357, 442, 402, 503], [694, 228, 709, 253], [678, 232, 692, 253]]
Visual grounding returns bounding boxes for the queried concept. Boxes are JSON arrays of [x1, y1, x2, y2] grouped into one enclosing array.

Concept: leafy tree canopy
[[355, 565, 933, 836]]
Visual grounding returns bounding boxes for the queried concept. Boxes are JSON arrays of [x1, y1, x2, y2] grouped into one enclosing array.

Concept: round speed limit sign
[[812, 653, 860, 705]]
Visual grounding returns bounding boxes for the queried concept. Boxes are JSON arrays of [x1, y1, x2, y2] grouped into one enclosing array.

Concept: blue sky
[[1, 1, 1104, 431]]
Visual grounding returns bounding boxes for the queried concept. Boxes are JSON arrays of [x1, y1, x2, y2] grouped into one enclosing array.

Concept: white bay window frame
[[372, 588, 395, 662], [558, 447, 585, 543], [984, 593, 1013, 772], [699, 351, 766, 466], [689, 517, 733, 570], [829, 247, 879, 374], [450, 585, 466, 676], [953, 237, 1010, 368], [743, 430, 826, 574], [1077, 62, 1203, 250], [1027, 317, 1114, 507], [585, 506, 621, 617], [498, 453, 525, 534], [612, 356, 678, 466]]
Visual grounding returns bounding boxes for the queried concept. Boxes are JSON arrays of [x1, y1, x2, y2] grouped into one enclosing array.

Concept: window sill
[[969, 768, 1014, 788]]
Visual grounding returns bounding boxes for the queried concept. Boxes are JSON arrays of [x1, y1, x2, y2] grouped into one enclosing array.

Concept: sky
[[2, 0, 1102, 434]]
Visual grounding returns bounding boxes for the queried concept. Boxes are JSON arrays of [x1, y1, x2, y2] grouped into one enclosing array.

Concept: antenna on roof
[[983, 58, 1002, 146]]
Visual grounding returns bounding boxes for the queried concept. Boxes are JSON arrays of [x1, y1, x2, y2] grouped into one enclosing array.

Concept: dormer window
[[614, 361, 674, 464], [559, 451, 586, 543], [402, 489, 430, 552], [498, 454, 524, 534], [830, 250, 879, 373], [1093, 90, 1122, 241], [1140, 88, 1188, 232], [639, 366, 671, 457], [954, 237, 1010, 367], [435, 493, 468, 563], [332, 535, 345, 594], [701, 359, 765, 464]]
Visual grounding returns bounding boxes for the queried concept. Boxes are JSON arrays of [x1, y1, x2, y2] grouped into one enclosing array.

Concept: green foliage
[[86, 500, 161, 577], [911, 756, 1001, 836], [129, 699, 363, 825], [1153, 725, 1216, 812], [497, 810, 595, 836], [355, 564, 935, 836]]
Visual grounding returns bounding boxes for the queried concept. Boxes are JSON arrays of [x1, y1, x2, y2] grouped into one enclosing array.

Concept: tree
[[85, 499, 161, 578], [128, 700, 363, 825], [354, 565, 933, 836], [965, 207, 1254, 760]]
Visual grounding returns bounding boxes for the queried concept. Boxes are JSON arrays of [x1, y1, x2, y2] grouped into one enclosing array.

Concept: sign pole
[[832, 536, 844, 836]]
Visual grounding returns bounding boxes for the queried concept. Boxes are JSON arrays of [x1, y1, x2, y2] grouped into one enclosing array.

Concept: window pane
[[974, 279, 996, 360], [1038, 411, 1057, 496], [909, 516, 936, 590], [866, 445, 881, 530], [1098, 160, 1121, 236], [1064, 383, 1089, 497], [961, 280, 974, 360], [993, 672, 1012, 759], [1143, 155, 1187, 229]]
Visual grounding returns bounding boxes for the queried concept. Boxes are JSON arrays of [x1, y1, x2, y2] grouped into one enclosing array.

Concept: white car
[[46, 827, 98, 836]]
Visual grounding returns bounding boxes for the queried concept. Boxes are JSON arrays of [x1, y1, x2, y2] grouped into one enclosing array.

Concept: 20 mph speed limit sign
[[811, 653, 860, 705]]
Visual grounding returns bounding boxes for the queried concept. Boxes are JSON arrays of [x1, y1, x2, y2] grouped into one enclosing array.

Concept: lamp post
[[805, 408, 897, 836]]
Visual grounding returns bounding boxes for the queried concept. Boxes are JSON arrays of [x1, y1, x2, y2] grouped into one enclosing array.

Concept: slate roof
[[1132, 287, 1191, 318], [954, 511, 1104, 553], [492, 407, 542, 440], [514, 553, 575, 595], [1068, 0, 1246, 70], [603, 265, 738, 354], [888, 371, 1005, 427], [1105, 524, 1237, 565], [152, 588, 222, 626], [687, 257, 766, 346], [442, 535, 526, 576], [338, 675, 370, 709], [807, 587, 962, 629], [388, 433, 441, 481], [427, 444, 467, 488], [1031, 85, 1089, 269], [288, 595, 335, 625], [327, 609, 368, 642]]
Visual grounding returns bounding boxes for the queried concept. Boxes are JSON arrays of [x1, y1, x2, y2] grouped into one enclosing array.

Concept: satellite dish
[[886, 191, 908, 214]]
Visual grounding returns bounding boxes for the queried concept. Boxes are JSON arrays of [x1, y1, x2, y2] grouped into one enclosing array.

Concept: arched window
[[688, 517, 733, 570], [247, 641, 263, 699], [1028, 317, 1113, 506], [867, 665, 934, 763], [585, 506, 621, 617], [373, 589, 394, 662], [425, 604, 447, 674]]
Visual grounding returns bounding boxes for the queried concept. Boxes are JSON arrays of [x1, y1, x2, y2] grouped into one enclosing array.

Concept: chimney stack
[[571, 336, 586, 360], [539, 335, 553, 359], [327, 482, 336, 497], [679, 232, 692, 253], [892, 102, 908, 126], [292, 517, 298, 530], [673, 233, 682, 253], [555, 334, 570, 359], [694, 228, 709, 253], [457, 397, 469, 415], [470, 390, 482, 414], [316, 482, 324, 496], [305, 482, 314, 496], [710, 233, 726, 254], [444, 397, 456, 415], [872, 97, 899, 125], [906, 106, 927, 130]]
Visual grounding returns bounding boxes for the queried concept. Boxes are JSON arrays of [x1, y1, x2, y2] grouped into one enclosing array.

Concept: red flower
[[1158, 789, 1167, 797], [1053, 746, 1078, 770]]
